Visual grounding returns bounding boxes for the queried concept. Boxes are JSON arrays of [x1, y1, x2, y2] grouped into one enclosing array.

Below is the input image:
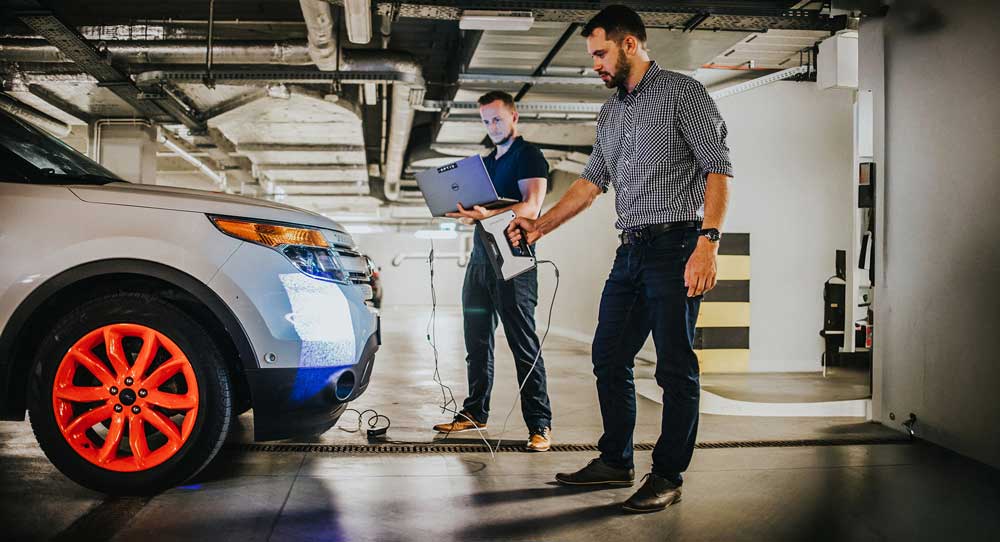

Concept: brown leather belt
[[619, 221, 702, 245]]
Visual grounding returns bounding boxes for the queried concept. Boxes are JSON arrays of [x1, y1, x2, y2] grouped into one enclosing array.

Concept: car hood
[[70, 182, 345, 232]]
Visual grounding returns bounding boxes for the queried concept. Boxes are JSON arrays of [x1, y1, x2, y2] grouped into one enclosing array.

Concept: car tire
[[28, 292, 232, 495]]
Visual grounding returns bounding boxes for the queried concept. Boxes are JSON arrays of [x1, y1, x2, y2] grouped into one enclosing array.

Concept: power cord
[[338, 245, 560, 454], [339, 408, 391, 440], [490, 259, 559, 454], [426, 240, 497, 459]]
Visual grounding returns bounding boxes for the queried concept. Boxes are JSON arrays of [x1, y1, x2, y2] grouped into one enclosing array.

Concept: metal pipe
[[458, 73, 604, 86], [417, 100, 603, 114], [338, 49, 423, 199], [391, 252, 468, 268], [297, 0, 422, 202], [379, 3, 396, 48], [4, 35, 424, 202], [11, 72, 98, 84], [298, 0, 338, 70], [0, 93, 71, 137], [342, 0, 373, 44], [133, 67, 417, 86], [206, 0, 216, 76], [380, 84, 388, 166], [381, 84, 416, 201], [0, 39, 419, 75], [0, 38, 314, 65], [159, 128, 225, 189]]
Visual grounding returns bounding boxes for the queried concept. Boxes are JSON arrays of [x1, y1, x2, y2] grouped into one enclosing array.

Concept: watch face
[[702, 229, 721, 242]]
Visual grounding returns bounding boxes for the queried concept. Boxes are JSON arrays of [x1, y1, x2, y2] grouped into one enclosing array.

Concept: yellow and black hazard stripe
[[696, 233, 750, 373]]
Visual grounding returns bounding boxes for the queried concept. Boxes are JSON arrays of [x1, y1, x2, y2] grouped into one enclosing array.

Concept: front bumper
[[246, 332, 379, 441], [208, 241, 380, 440]]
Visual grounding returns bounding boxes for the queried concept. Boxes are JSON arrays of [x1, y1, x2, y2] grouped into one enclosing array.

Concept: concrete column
[[92, 122, 158, 184]]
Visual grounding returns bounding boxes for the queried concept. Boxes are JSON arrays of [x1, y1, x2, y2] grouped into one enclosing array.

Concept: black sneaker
[[621, 473, 682, 514], [554, 458, 635, 487]]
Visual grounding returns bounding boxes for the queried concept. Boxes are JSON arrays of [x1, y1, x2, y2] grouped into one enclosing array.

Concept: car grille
[[333, 246, 374, 301]]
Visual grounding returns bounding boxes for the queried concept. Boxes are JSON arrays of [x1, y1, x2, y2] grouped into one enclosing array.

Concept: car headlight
[[209, 216, 349, 283]]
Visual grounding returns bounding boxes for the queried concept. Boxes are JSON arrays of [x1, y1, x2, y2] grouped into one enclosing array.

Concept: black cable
[[425, 240, 495, 456], [339, 408, 391, 436], [426, 241, 457, 415], [337, 247, 560, 455]]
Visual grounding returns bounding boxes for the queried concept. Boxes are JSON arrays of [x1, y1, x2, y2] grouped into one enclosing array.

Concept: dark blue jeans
[[461, 262, 552, 431], [593, 227, 702, 486]]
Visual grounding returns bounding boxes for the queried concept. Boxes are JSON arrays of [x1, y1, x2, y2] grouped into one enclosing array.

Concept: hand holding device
[[478, 210, 537, 281]]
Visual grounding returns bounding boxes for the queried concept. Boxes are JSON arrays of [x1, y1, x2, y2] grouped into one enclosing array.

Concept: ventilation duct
[[300, 0, 422, 201]]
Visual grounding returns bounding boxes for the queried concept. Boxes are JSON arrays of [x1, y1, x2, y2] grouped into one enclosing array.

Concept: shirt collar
[[616, 60, 660, 101], [490, 135, 523, 160]]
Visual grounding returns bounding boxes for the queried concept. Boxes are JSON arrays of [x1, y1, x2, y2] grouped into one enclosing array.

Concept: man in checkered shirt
[[509, 5, 734, 514]]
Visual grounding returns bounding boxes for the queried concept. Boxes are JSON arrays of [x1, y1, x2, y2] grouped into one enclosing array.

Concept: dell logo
[[450, 183, 460, 192]]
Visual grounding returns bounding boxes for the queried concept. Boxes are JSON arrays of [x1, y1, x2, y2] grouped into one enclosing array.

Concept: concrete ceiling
[[547, 27, 752, 76], [207, 89, 369, 197], [1, 1, 842, 229]]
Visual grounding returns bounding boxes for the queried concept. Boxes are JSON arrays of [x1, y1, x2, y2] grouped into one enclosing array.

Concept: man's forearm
[[486, 183, 544, 219], [510, 201, 541, 219], [702, 173, 731, 231], [535, 179, 602, 235]]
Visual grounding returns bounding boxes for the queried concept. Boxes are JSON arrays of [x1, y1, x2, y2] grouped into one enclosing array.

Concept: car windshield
[[0, 109, 124, 185]]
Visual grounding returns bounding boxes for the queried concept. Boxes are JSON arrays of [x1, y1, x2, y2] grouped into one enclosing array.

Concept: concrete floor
[[2, 306, 997, 541], [701, 367, 870, 404], [4, 428, 999, 541], [298, 307, 885, 446]]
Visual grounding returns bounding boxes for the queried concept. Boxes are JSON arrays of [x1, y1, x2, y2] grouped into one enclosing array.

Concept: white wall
[[864, 2, 1000, 468], [354, 232, 467, 306], [539, 81, 855, 372], [723, 82, 855, 371], [536, 175, 621, 344], [98, 124, 158, 184]]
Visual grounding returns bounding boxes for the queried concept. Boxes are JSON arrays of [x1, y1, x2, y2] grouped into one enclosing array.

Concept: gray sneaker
[[554, 458, 635, 487], [621, 473, 682, 513]]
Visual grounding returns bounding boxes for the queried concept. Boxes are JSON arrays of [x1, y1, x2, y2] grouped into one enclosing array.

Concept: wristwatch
[[699, 228, 722, 243]]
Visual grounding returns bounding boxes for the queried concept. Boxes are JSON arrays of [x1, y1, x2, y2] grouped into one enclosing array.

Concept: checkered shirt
[[581, 60, 734, 231]]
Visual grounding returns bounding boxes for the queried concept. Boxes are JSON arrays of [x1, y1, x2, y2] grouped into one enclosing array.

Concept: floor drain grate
[[226, 437, 909, 455]]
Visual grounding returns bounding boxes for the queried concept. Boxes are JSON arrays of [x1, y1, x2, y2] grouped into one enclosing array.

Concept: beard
[[491, 128, 514, 147], [600, 48, 632, 90]]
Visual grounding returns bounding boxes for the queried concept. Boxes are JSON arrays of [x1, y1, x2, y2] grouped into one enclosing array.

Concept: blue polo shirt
[[470, 136, 549, 265]]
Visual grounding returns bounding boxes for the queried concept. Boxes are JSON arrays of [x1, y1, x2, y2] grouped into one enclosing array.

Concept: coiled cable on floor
[[339, 408, 391, 439]]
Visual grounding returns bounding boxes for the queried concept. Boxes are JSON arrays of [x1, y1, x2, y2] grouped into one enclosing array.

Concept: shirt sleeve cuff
[[582, 174, 610, 193], [704, 164, 734, 178]]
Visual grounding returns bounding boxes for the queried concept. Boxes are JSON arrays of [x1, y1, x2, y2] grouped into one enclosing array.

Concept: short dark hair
[[581, 4, 647, 45], [477, 90, 516, 110]]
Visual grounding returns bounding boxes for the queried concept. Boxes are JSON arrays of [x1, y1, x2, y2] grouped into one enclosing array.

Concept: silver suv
[[0, 109, 380, 494]]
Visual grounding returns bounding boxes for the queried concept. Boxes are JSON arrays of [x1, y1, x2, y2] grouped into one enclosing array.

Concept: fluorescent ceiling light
[[459, 10, 534, 31], [343, 0, 372, 44]]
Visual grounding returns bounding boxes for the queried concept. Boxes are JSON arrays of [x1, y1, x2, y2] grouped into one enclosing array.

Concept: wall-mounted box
[[818, 31, 858, 90]]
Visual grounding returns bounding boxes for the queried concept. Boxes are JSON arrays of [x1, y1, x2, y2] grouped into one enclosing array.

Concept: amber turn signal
[[210, 217, 329, 248]]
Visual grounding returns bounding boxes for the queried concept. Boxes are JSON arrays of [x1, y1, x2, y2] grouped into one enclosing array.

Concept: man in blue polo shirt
[[432, 90, 554, 452]]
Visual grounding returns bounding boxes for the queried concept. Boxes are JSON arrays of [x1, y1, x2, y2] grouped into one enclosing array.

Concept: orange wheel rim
[[51, 323, 200, 472]]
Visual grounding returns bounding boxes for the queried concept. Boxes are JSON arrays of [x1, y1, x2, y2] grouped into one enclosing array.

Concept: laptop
[[415, 155, 519, 217]]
